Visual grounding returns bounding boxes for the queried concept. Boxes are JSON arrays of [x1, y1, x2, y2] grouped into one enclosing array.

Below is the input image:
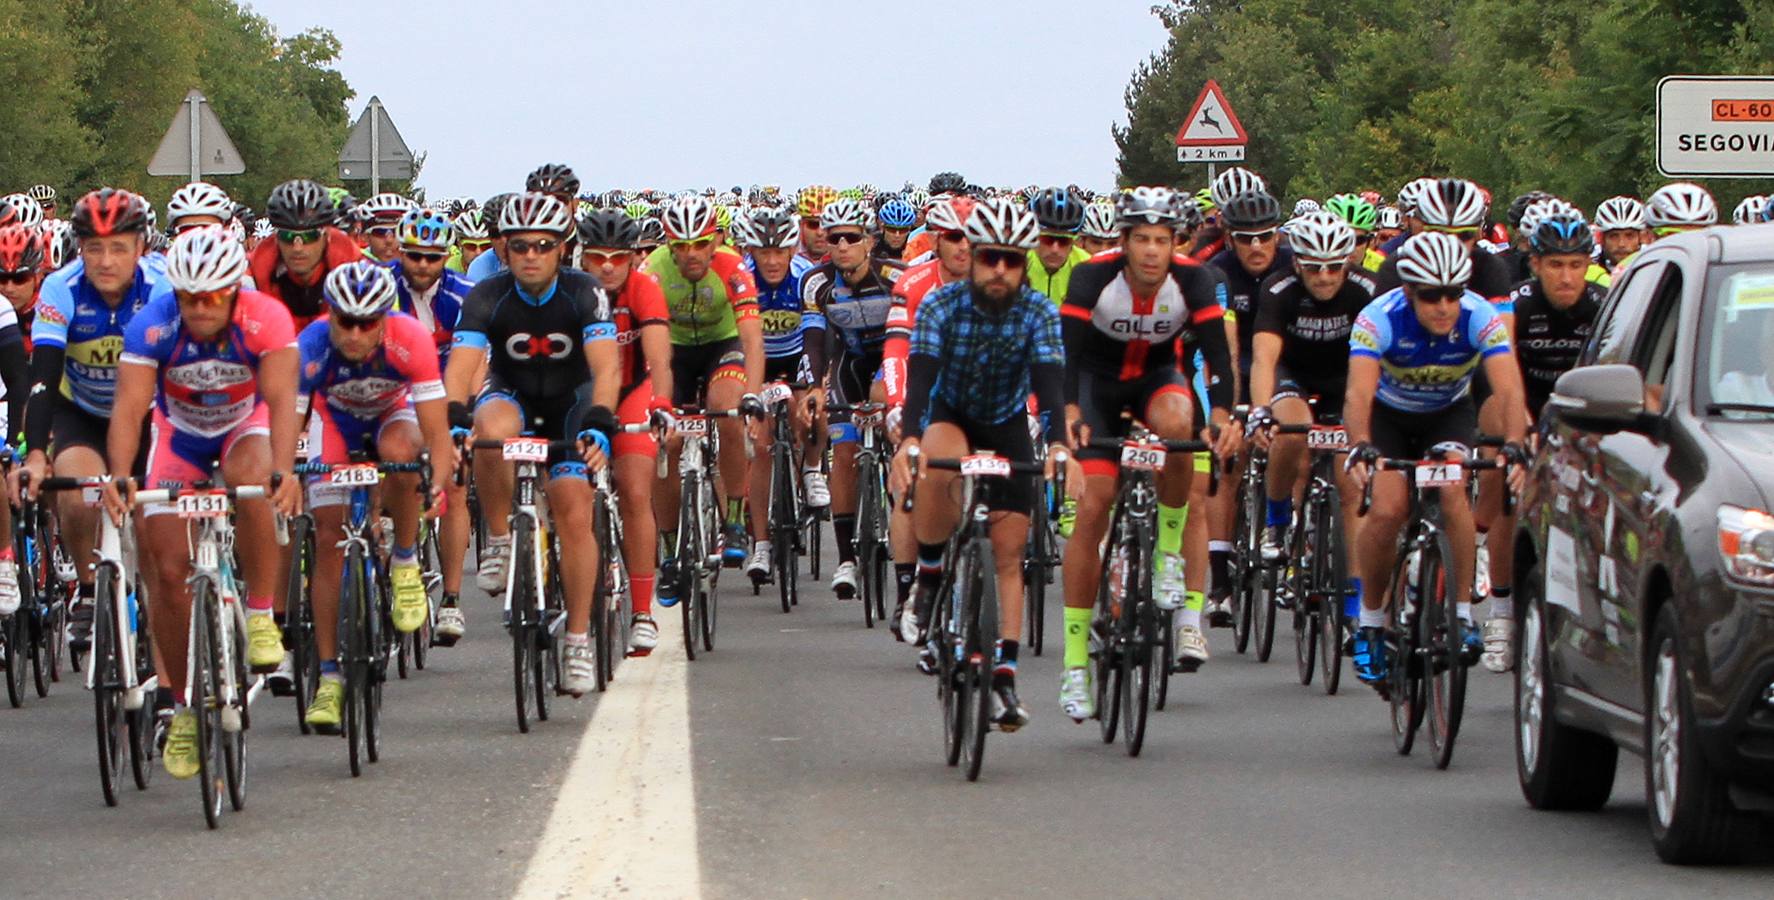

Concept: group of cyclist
[[0, 162, 1754, 780]]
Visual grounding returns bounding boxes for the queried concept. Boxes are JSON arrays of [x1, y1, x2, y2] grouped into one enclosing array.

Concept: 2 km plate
[[176, 491, 230, 519], [329, 464, 380, 487], [503, 437, 549, 462], [1414, 462, 1464, 487], [1120, 443, 1167, 471], [960, 454, 1011, 478], [1307, 426, 1349, 449]]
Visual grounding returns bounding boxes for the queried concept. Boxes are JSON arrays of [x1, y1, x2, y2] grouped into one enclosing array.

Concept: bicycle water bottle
[[1403, 549, 1421, 622], [1108, 548, 1128, 614], [126, 588, 139, 633]]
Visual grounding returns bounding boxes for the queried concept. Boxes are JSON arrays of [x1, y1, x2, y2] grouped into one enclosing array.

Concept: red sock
[[247, 593, 274, 613], [631, 574, 654, 616]]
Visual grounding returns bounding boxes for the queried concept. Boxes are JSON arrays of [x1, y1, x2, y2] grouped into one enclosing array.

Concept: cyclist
[[0, 229, 25, 612], [796, 185, 838, 263], [1025, 188, 1090, 305], [452, 209, 492, 274], [17, 188, 170, 652], [1592, 196, 1647, 271], [875, 196, 918, 262], [1373, 205, 1404, 248], [103, 226, 302, 778], [1372, 179, 1512, 301], [1056, 187, 1237, 719], [1322, 193, 1381, 273], [1076, 202, 1117, 256], [166, 182, 236, 235], [443, 192, 619, 697], [1476, 211, 1604, 673], [887, 198, 1072, 731], [733, 207, 825, 583], [360, 193, 418, 264], [466, 192, 520, 282], [577, 209, 673, 654], [294, 262, 453, 730], [1343, 232, 1528, 687], [1645, 182, 1717, 242], [26, 184, 56, 219], [248, 179, 365, 331], [645, 194, 765, 590], [0, 224, 42, 352], [800, 197, 904, 599]]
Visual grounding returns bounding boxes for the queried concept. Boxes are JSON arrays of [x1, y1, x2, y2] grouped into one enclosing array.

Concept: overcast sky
[[247, 0, 1170, 198]]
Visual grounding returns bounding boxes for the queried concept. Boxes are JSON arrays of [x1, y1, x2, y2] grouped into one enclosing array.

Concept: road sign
[[1656, 76, 1774, 177], [1176, 80, 1248, 164], [147, 90, 246, 180], [338, 96, 414, 191]]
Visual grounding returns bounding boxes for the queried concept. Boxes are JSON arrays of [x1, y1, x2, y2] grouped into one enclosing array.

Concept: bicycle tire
[[414, 524, 440, 670], [3, 607, 22, 708], [1154, 609, 1174, 711], [343, 544, 370, 774], [538, 530, 561, 716], [288, 518, 318, 733], [1424, 522, 1465, 769], [678, 476, 699, 662], [1388, 553, 1424, 756], [962, 538, 997, 782], [31, 597, 52, 698], [771, 441, 797, 613], [366, 561, 388, 762], [697, 478, 718, 653], [224, 600, 249, 811], [1024, 491, 1048, 656], [592, 502, 612, 692], [1121, 519, 1153, 757], [191, 581, 223, 828], [1291, 509, 1316, 685], [92, 565, 124, 807], [939, 563, 964, 768], [1317, 479, 1346, 695], [1230, 478, 1256, 654], [1253, 539, 1278, 663], [128, 582, 155, 791], [508, 515, 537, 732], [1094, 525, 1125, 745]]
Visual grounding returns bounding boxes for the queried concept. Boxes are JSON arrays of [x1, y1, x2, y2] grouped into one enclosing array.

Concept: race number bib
[[1414, 462, 1464, 487], [503, 438, 549, 463], [959, 455, 1011, 478], [1307, 426, 1348, 449], [1119, 443, 1166, 471], [329, 465, 380, 487], [176, 491, 230, 519]]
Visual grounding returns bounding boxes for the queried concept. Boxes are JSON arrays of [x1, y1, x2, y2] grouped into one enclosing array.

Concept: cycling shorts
[[476, 372, 598, 481], [924, 397, 1035, 514], [142, 403, 270, 517], [670, 338, 746, 407], [764, 353, 808, 386], [614, 380, 656, 460], [1073, 368, 1195, 477], [50, 399, 148, 478], [303, 404, 419, 508], [1368, 399, 1476, 462], [831, 348, 883, 407], [1270, 364, 1346, 422]]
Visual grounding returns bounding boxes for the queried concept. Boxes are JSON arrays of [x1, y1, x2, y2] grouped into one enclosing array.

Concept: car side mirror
[[1548, 364, 1651, 435]]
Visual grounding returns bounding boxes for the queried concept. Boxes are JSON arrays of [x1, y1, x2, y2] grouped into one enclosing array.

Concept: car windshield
[[1699, 262, 1774, 418]]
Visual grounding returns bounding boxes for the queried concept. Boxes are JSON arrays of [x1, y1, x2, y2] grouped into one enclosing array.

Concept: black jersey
[[1252, 268, 1377, 392], [1062, 250, 1232, 408], [452, 270, 616, 402], [1209, 245, 1294, 355], [1508, 279, 1603, 414]]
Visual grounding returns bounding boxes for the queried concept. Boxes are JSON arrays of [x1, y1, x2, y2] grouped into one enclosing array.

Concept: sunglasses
[[0, 271, 35, 285], [332, 313, 384, 332], [974, 248, 1027, 269], [669, 236, 718, 251], [459, 240, 491, 251], [1412, 286, 1465, 304], [1298, 260, 1346, 274], [800, 218, 821, 229], [367, 226, 398, 237], [1425, 225, 1479, 238], [1351, 233, 1373, 245], [1037, 233, 1076, 246], [937, 230, 967, 244], [277, 228, 322, 245], [826, 231, 867, 247], [177, 288, 236, 309], [403, 250, 448, 263], [1231, 229, 1279, 245], [581, 249, 632, 266], [507, 238, 561, 256]]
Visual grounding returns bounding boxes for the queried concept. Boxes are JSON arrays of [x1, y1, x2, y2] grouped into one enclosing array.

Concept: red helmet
[[70, 187, 151, 240], [0, 224, 43, 274]]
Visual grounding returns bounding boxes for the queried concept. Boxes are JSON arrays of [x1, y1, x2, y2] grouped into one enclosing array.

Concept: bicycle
[[4, 461, 71, 705], [1024, 433, 1062, 657], [665, 406, 750, 660], [1270, 419, 1352, 695], [1229, 425, 1280, 662], [903, 447, 1045, 782], [1357, 447, 1513, 770], [753, 380, 811, 614], [828, 401, 892, 629], [591, 421, 653, 690]]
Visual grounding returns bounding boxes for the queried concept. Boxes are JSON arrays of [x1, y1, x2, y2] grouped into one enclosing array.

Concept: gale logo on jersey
[[505, 332, 573, 360]]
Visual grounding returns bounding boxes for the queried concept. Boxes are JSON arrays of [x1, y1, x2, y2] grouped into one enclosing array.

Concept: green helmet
[[1324, 193, 1377, 232], [624, 201, 652, 221], [1193, 187, 1217, 214]]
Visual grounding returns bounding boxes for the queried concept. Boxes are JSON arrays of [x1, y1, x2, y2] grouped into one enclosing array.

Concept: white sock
[[1359, 607, 1385, 629], [1456, 601, 1473, 623], [1177, 607, 1202, 630], [1208, 540, 1233, 554]]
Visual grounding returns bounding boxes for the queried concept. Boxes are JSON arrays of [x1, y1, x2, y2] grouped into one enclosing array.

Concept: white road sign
[[1656, 75, 1774, 177]]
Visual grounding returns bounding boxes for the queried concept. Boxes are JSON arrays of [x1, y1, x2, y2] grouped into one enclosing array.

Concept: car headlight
[[1717, 505, 1774, 584]]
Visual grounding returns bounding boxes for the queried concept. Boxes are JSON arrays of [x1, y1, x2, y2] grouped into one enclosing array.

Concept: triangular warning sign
[[1175, 80, 1247, 147]]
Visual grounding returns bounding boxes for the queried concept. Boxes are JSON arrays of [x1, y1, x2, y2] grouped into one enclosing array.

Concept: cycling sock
[[393, 544, 416, 563], [628, 574, 654, 615], [319, 660, 340, 679], [1178, 603, 1203, 630], [1157, 503, 1187, 556], [441, 592, 459, 609], [563, 630, 589, 646], [833, 515, 857, 564], [725, 498, 745, 525], [154, 686, 174, 711], [1266, 498, 1292, 529], [1489, 586, 1513, 619], [993, 639, 1018, 682], [1456, 600, 1473, 623], [1063, 606, 1091, 668], [1184, 589, 1205, 612], [0, 545, 13, 561], [894, 563, 915, 606], [1359, 606, 1385, 629], [1344, 578, 1363, 620], [247, 594, 274, 613]]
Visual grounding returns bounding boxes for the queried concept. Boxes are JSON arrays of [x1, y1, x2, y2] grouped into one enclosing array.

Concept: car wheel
[[1515, 570, 1617, 810], [1647, 603, 1748, 864]]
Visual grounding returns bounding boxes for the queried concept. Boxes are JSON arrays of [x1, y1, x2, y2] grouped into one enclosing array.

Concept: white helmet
[[1646, 183, 1718, 229], [167, 181, 235, 226], [1395, 177, 1438, 215], [498, 192, 573, 237], [1291, 198, 1322, 218], [1734, 195, 1769, 226], [660, 195, 717, 240], [452, 209, 489, 241], [1287, 211, 1357, 262], [1079, 202, 1118, 240], [1209, 167, 1266, 210], [1375, 205, 1404, 230], [1415, 178, 1488, 229], [923, 196, 974, 234], [1592, 196, 1648, 232], [362, 192, 418, 222], [227, 218, 247, 243], [323, 260, 399, 318], [963, 198, 1040, 250], [2, 194, 44, 229], [1395, 232, 1472, 288], [818, 196, 872, 230], [164, 225, 248, 294], [252, 219, 275, 241]]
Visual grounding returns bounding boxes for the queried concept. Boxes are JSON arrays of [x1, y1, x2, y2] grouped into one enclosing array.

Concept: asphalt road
[[2, 543, 1769, 899]]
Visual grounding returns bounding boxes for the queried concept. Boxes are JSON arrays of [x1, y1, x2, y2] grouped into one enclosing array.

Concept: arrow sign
[[147, 90, 246, 179], [339, 96, 414, 191]]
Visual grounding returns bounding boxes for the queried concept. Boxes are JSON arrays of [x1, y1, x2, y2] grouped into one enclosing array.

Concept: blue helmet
[[323, 260, 398, 318], [878, 198, 917, 229]]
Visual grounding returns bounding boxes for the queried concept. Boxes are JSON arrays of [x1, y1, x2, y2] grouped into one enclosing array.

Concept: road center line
[[513, 640, 701, 900]]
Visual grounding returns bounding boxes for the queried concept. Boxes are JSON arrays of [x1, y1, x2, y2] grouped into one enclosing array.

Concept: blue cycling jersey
[[392, 262, 474, 369], [1349, 288, 1511, 413], [466, 246, 506, 282], [33, 258, 173, 416], [746, 254, 817, 359]]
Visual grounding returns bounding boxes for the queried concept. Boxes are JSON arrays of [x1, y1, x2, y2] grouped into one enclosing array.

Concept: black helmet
[[576, 209, 640, 250], [525, 163, 580, 199], [265, 179, 335, 230], [482, 192, 519, 237], [928, 171, 966, 194], [1031, 187, 1086, 233], [1507, 191, 1554, 229], [1219, 189, 1282, 230], [1530, 212, 1595, 257]]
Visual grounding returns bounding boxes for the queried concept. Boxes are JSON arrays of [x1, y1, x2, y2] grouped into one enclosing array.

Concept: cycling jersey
[[466, 245, 507, 282], [608, 270, 669, 393], [901, 281, 1065, 444], [800, 259, 903, 380], [1060, 251, 1232, 410], [451, 270, 616, 404], [1507, 279, 1603, 414], [1025, 245, 1091, 306], [1251, 269, 1377, 398], [746, 254, 817, 360], [33, 257, 172, 416], [245, 227, 364, 330], [1208, 245, 1293, 355], [881, 259, 961, 406], [392, 262, 474, 367], [120, 288, 297, 438], [296, 312, 444, 425], [643, 245, 759, 346], [1349, 288, 1511, 414]]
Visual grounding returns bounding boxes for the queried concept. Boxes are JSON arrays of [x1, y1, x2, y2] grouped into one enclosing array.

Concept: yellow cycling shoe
[[305, 678, 343, 734], [391, 561, 427, 633], [162, 708, 200, 780], [247, 613, 284, 672]]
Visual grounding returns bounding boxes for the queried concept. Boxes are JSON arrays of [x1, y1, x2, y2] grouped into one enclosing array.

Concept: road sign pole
[[369, 98, 382, 195], [1207, 162, 1217, 186], [187, 93, 202, 184]]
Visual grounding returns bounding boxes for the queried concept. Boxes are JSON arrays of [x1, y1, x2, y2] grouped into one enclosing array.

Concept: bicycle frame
[[87, 500, 157, 712]]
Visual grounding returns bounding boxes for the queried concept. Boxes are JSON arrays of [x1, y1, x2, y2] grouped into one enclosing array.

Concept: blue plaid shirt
[[909, 282, 1063, 426]]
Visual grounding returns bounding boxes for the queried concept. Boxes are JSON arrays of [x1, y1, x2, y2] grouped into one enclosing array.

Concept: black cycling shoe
[[67, 600, 95, 652], [991, 680, 1030, 732], [656, 557, 681, 608]]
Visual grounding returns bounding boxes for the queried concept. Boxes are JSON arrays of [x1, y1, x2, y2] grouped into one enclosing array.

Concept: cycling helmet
[[1209, 167, 1266, 209], [1219, 190, 1282, 230], [1031, 187, 1086, 233], [452, 209, 488, 241], [1, 194, 44, 229], [796, 185, 839, 218], [1592, 196, 1647, 232], [819, 196, 872, 230], [963, 197, 1040, 250], [904, 188, 931, 212], [623, 201, 652, 221], [1506, 191, 1555, 229], [923, 196, 976, 233], [1395, 177, 1436, 215], [1530, 212, 1595, 257], [71, 188, 151, 239], [597, 189, 627, 209], [1079, 202, 1118, 240], [1358, 190, 1383, 207], [324, 260, 398, 318], [1765, 196, 1774, 224], [252, 219, 275, 242], [482, 192, 519, 236], [661, 195, 719, 240], [164, 226, 248, 294], [397, 208, 454, 249], [167, 181, 234, 225], [40, 219, 77, 270], [1193, 187, 1217, 215], [1116, 186, 1180, 227], [1291, 198, 1322, 218], [637, 217, 666, 247], [1287, 211, 1357, 262], [577, 209, 641, 250], [878, 198, 917, 230], [1734, 195, 1768, 226], [227, 219, 246, 244], [1646, 182, 1718, 229], [525, 163, 580, 199], [737, 208, 798, 249], [1394, 232, 1472, 288], [146, 228, 169, 255], [715, 205, 737, 234], [362, 192, 416, 224], [928, 171, 966, 194], [1173, 195, 1206, 233], [0, 224, 43, 274], [499, 192, 574, 237], [856, 183, 878, 203], [25, 184, 55, 206], [1323, 193, 1377, 231], [1415, 178, 1487, 229], [266, 179, 336, 229], [1517, 198, 1578, 242]]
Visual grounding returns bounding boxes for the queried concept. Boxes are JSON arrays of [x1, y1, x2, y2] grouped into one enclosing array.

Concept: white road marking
[[513, 641, 701, 900]]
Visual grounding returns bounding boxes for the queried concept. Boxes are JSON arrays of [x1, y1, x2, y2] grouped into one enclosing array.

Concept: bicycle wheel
[[697, 479, 719, 653], [1423, 524, 1465, 770], [92, 566, 124, 807], [536, 531, 561, 719], [1154, 608, 1174, 711], [366, 565, 387, 762], [592, 504, 613, 693], [30, 596, 52, 698], [288, 519, 319, 733], [1094, 543, 1124, 745], [2, 609, 22, 708], [1388, 555, 1425, 756], [1317, 484, 1346, 695], [678, 479, 699, 662], [225, 601, 249, 811], [191, 583, 223, 829], [962, 539, 997, 782], [128, 601, 155, 792], [414, 525, 440, 671], [938, 570, 964, 768], [1024, 492, 1048, 656], [508, 516, 537, 732], [342, 546, 370, 774], [1230, 478, 1256, 654], [1253, 551, 1278, 663], [1291, 510, 1317, 685], [806, 508, 823, 582], [1120, 525, 1153, 757]]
